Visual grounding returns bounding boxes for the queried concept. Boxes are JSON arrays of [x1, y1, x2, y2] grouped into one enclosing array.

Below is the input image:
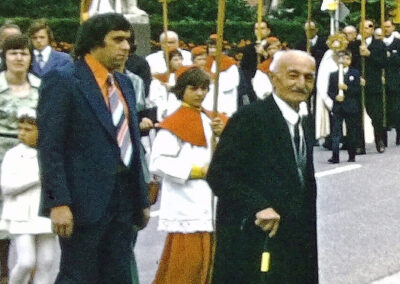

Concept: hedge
[[0, 16, 320, 51]]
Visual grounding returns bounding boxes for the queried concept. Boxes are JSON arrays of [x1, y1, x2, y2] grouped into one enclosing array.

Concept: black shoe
[[328, 157, 339, 164], [396, 134, 400, 145], [355, 148, 366, 155], [376, 141, 385, 153], [347, 157, 355, 162]]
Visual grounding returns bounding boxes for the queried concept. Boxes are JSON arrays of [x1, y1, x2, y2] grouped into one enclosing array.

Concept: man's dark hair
[[27, 19, 54, 42], [18, 116, 37, 125], [1, 34, 33, 70], [74, 13, 133, 59], [171, 67, 210, 100]]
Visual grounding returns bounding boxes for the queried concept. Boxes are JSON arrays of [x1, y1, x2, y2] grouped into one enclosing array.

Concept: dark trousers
[[332, 111, 359, 158], [365, 92, 384, 144], [56, 166, 137, 284]]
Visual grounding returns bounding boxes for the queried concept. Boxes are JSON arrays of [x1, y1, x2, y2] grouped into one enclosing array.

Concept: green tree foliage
[[0, 0, 80, 18]]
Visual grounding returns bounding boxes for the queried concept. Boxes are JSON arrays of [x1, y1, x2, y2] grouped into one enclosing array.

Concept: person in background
[[148, 49, 183, 122], [146, 31, 192, 75], [0, 34, 40, 284], [207, 50, 318, 283], [28, 19, 72, 78], [0, 108, 59, 284], [0, 23, 21, 71], [240, 21, 271, 88], [327, 50, 361, 163], [150, 66, 226, 284], [252, 37, 281, 99]]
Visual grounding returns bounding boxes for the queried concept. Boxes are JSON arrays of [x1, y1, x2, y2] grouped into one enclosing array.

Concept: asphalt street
[[135, 130, 400, 284]]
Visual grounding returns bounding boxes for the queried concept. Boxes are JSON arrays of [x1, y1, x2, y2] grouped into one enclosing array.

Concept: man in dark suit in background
[[37, 13, 150, 284], [240, 21, 270, 88], [28, 19, 72, 78], [360, 19, 387, 153], [382, 19, 400, 145], [207, 50, 318, 283]]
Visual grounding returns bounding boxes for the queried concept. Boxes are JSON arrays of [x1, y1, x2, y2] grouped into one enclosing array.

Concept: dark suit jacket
[[384, 37, 400, 92], [32, 48, 72, 78], [328, 68, 361, 115], [37, 59, 149, 226], [240, 42, 267, 86], [125, 53, 152, 98], [296, 35, 328, 71], [364, 38, 387, 94], [207, 96, 318, 283]]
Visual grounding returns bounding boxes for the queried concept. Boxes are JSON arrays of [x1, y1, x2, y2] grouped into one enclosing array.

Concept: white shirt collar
[[34, 45, 51, 63], [365, 36, 373, 46], [383, 34, 395, 46], [272, 93, 300, 126]]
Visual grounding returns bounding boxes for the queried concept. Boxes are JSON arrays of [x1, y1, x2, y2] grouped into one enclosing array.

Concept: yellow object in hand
[[260, 252, 270, 272]]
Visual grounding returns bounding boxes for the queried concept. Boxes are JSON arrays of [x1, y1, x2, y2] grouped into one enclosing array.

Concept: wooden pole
[[306, 0, 312, 53], [257, 0, 263, 64], [209, 1, 226, 282], [161, 0, 170, 74], [381, 0, 387, 128]]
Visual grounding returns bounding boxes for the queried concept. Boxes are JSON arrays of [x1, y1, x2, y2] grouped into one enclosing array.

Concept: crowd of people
[[0, 9, 399, 284]]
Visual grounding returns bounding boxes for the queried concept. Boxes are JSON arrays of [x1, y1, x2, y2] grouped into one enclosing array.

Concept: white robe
[[149, 112, 214, 233], [202, 62, 239, 117], [146, 49, 192, 75]]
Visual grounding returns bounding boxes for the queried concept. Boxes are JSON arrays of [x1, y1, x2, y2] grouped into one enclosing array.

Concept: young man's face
[[91, 30, 131, 71], [31, 29, 49, 51], [18, 121, 38, 148], [193, 53, 207, 68], [383, 21, 395, 37]]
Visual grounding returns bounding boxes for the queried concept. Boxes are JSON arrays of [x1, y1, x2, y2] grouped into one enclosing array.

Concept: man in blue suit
[[37, 13, 150, 284], [28, 19, 72, 78]]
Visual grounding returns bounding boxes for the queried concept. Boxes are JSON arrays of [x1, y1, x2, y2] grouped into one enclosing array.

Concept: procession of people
[[0, 0, 400, 283]]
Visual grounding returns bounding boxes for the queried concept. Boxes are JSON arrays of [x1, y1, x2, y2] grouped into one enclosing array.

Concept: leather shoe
[[376, 141, 385, 153], [347, 157, 355, 162], [328, 157, 339, 164], [396, 134, 400, 145]]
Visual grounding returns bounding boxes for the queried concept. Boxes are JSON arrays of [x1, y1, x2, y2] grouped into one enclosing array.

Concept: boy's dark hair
[[74, 13, 133, 59], [28, 19, 54, 42], [18, 116, 37, 125], [1, 34, 33, 70], [171, 67, 210, 100]]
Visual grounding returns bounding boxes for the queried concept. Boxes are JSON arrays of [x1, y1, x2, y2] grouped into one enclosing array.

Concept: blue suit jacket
[[32, 48, 73, 78], [37, 59, 150, 226]]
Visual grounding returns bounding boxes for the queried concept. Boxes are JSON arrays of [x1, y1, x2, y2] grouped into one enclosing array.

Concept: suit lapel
[[264, 96, 302, 185], [74, 60, 116, 139]]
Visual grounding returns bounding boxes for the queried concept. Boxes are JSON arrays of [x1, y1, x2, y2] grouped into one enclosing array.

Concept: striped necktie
[[37, 52, 45, 69], [107, 73, 133, 167]]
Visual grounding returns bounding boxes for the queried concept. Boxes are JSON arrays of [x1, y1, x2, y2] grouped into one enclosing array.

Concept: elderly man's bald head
[[160, 31, 179, 51]]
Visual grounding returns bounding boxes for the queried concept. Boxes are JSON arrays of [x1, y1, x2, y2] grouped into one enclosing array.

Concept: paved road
[[135, 131, 400, 284]]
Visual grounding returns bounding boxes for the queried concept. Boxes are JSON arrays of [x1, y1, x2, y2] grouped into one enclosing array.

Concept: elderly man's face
[[162, 36, 179, 51], [270, 52, 315, 110], [343, 28, 357, 42]]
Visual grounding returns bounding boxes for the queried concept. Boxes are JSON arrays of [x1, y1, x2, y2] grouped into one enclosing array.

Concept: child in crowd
[[0, 108, 59, 284], [327, 50, 361, 163]]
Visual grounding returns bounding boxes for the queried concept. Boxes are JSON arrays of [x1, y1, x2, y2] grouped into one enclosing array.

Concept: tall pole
[[209, 1, 226, 282], [381, 0, 387, 128], [257, 0, 263, 64], [306, 0, 312, 53], [160, 0, 170, 74]]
